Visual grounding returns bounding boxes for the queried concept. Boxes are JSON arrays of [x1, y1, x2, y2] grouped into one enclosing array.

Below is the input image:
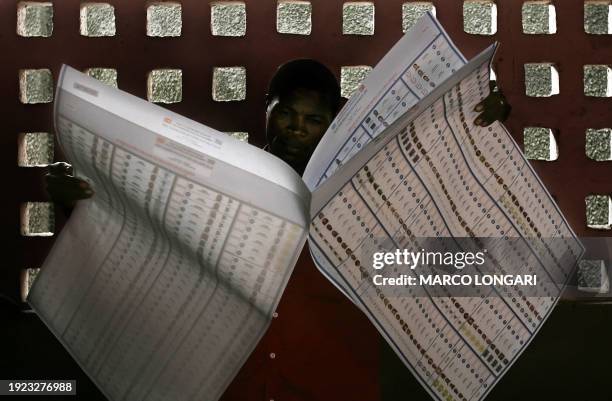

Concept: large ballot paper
[[29, 13, 583, 401], [304, 13, 584, 401]]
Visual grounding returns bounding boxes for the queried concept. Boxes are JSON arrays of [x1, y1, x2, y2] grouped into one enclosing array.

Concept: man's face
[[266, 88, 334, 174]]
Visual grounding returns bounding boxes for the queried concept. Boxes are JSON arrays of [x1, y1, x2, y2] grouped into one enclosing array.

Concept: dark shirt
[[221, 246, 381, 401]]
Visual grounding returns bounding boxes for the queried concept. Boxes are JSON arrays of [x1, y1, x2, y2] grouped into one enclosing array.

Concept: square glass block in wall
[[211, 2, 246, 36], [226, 132, 249, 142], [147, 2, 182, 37], [524, 63, 559, 97], [84, 68, 117, 87], [585, 128, 612, 160], [584, 1, 612, 34], [343, 2, 375, 35], [584, 65, 612, 97], [522, 1, 556, 34], [17, 2, 53, 37], [212, 67, 246, 101], [80, 3, 116, 37], [277, 0, 311, 35], [523, 127, 558, 160], [586, 194, 612, 229], [20, 202, 54, 236], [577, 260, 609, 293], [402, 2, 436, 33], [147, 69, 182, 103], [18, 132, 54, 167], [463, 0, 497, 35], [341, 66, 372, 98], [19, 68, 53, 104], [20, 267, 41, 302]]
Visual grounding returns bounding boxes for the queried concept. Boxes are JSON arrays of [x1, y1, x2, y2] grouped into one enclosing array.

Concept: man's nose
[[288, 115, 306, 133]]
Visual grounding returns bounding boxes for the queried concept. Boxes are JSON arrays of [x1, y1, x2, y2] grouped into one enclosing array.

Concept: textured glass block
[[340, 66, 372, 98], [19, 69, 53, 104], [584, 64, 612, 97], [463, 0, 497, 35], [523, 127, 558, 160], [586, 128, 612, 160], [147, 69, 182, 103], [213, 67, 246, 101], [147, 2, 182, 37], [343, 2, 375, 35], [20, 202, 54, 236], [522, 1, 556, 34], [84, 68, 117, 87], [277, 0, 312, 35], [584, 1, 612, 34], [402, 2, 436, 33], [577, 260, 609, 293], [586, 195, 612, 229], [211, 2, 246, 36], [587, 196, 612, 229], [226, 132, 249, 142], [17, 2, 53, 37], [524, 63, 559, 97], [18, 132, 54, 167], [20, 268, 41, 301], [80, 3, 116, 37]]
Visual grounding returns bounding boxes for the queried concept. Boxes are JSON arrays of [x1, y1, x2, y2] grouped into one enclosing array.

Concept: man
[[46, 59, 510, 400], [221, 59, 382, 401]]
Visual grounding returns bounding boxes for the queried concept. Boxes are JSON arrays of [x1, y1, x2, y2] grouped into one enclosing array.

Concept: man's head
[[266, 59, 341, 174]]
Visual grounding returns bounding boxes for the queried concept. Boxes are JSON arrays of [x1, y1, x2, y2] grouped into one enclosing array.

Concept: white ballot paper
[[306, 13, 584, 401], [29, 66, 310, 401], [29, 13, 583, 401]]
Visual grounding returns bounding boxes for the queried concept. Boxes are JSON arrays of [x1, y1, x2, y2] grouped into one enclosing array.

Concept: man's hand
[[473, 81, 511, 127], [45, 162, 94, 208]]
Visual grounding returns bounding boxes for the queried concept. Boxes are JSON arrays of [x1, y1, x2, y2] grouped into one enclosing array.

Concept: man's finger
[[45, 176, 94, 199], [50, 188, 94, 201], [474, 112, 496, 127], [47, 162, 74, 176], [46, 174, 91, 189]]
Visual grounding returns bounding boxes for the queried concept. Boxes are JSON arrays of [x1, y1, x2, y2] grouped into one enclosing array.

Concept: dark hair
[[267, 59, 341, 114]]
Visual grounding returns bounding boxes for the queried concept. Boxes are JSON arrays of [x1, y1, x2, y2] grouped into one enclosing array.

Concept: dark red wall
[[1, 1, 611, 399]]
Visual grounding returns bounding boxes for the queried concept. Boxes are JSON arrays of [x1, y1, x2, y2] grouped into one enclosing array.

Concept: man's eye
[[307, 117, 323, 124]]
